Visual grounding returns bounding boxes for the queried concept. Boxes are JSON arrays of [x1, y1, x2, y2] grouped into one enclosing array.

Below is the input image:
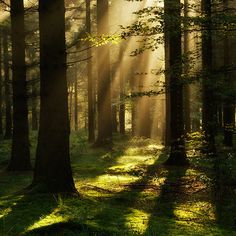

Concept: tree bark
[[7, 0, 31, 171], [96, 0, 112, 146], [164, 0, 188, 165], [3, 29, 12, 140], [31, 0, 76, 193]]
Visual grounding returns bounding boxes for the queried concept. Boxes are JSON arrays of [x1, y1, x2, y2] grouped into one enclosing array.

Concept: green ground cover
[[0, 132, 235, 236]]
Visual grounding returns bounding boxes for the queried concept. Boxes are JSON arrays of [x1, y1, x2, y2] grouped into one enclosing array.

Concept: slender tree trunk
[[69, 84, 73, 128], [201, 0, 217, 153], [96, 0, 112, 146], [138, 61, 151, 138], [31, 0, 76, 193], [31, 80, 38, 131], [112, 103, 118, 133], [3, 30, 12, 140], [184, 0, 191, 133], [136, 53, 151, 138], [164, 1, 170, 146], [223, 0, 235, 147], [74, 76, 78, 131], [0, 29, 3, 137], [130, 62, 137, 136], [164, 0, 188, 165], [7, 0, 31, 171], [86, 0, 95, 142], [218, 103, 223, 130], [111, 63, 118, 133], [119, 43, 125, 135]]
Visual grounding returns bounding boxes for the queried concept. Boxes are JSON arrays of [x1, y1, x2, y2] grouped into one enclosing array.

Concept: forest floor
[[0, 131, 236, 236]]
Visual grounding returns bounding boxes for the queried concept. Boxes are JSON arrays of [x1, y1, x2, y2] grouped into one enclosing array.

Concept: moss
[[0, 131, 236, 235]]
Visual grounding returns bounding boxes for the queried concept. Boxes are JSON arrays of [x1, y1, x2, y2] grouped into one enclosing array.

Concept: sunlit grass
[[26, 208, 69, 232], [0, 131, 236, 235], [173, 201, 215, 222], [125, 209, 151, 234]]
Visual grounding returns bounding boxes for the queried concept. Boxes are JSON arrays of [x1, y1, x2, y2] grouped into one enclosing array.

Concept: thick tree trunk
[[164, 0, 188, 165], [3, 30, 12, 140], [96, 0, 112, 146], [86, 0, 95, 142], [7, 0, 31, 171], [31, 0, 76, 193], [0, 29, 3, 137], [201, 0, 217, 153]]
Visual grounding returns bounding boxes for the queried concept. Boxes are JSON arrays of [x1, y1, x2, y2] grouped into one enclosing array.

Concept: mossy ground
[[0, 131, 235, 235]]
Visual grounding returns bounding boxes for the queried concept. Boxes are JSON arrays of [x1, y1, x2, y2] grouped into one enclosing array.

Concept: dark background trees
[[7, 0, 31, 171]]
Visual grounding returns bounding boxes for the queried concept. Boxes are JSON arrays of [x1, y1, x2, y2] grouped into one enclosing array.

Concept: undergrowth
[[0, 130, 235, 235]]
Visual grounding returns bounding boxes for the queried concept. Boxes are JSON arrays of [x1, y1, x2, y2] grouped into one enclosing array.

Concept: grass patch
[[0, 131, 235, 235]]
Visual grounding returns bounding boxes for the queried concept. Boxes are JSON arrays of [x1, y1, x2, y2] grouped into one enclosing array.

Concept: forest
[[0, 0, 235, 235]]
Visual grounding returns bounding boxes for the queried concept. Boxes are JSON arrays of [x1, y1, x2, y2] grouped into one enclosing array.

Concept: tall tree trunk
[[138, 55, 151, 138], [69, 84, 73, 129], [86, 0, 95, 142], [218, 103, 223, 130], [111, 63, 118, 133], [96, 0, 112, 146], [112, 103, 118, 133], [201, 0, 217, 153], [164, 1, 170, 146], [223, 0, 235, 147], [31, 80, 38, 131], [136, 53, 151, 138], [119, 43, 125, 135], [164, 0, 188, 165], [74, 75, 78, 131], [3, 30, 12, 140], [130, 58, 139, 137], [0, 29, 3, 137], [31, 0, 76, 193], [7, 0, 31, 171], [130, 78, 136, 136], [184, 0, 191, 133]]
